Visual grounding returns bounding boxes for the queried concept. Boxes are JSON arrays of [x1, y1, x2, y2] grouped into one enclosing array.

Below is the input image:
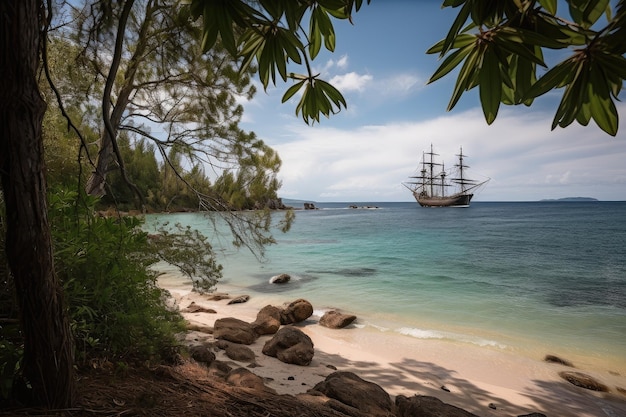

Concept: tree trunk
[[0, 0, 76, 407]]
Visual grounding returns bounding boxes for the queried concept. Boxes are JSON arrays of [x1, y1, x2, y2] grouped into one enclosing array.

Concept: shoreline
[[159, 272, 626, 417]]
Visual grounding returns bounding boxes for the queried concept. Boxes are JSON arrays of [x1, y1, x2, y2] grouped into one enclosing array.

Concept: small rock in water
[[269, 273, 291, 284]]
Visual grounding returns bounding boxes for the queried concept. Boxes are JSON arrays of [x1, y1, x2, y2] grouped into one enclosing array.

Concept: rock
[[224, 344, 256, 362], [227, 294, 250, 305], [262, 326, 315, 366], [207, 360, 232, 380], [269, 273, 291, 284], [188, 345, 216, 365], [206, 292, 230, 301], [559, 371, 609, 392], [518, 413, 548, 417], [544, 354, 574, 367], [182, 302, 217, 314], [304, 202, 316, 210], [309, 371, 392, 417], [252, 305, 282, 335], [319, 310, 357, 329], [395, 395, 479, 417], [213, 317, 257, 345], [280, 299, 314, 325], [226, 368, 275, 394], [185, 323, 213, 333]]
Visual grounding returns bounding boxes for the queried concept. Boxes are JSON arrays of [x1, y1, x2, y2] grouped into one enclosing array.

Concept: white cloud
[[329, 72, 373, 92], [375, 73, 423, 96], [269, 105, 626, 202]]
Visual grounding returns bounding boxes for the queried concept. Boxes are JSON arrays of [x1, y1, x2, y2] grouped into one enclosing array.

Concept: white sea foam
[[397, 327, 445, 340], [396, 327, 507, 349]]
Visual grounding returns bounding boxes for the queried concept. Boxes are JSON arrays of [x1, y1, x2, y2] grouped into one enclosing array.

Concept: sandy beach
[[159, 273, 626, 417]]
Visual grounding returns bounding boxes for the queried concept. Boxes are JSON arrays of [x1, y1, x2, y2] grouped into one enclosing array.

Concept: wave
[[395, 326, 507, 349]]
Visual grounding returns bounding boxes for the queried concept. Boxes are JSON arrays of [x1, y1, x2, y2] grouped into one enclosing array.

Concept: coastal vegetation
[[1, 0, 625, 412]]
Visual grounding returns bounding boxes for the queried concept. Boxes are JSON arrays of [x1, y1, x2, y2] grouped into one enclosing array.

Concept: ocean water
[[145, 201, 626, 372]]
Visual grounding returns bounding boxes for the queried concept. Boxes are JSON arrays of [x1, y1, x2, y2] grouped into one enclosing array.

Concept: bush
[[49, 190, 205, 364]]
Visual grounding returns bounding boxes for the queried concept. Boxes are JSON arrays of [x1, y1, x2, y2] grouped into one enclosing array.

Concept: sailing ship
[[404, 144, 489, 207]]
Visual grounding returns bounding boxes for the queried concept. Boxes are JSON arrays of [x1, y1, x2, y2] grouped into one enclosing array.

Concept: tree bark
[[0, 0, 75, 407]]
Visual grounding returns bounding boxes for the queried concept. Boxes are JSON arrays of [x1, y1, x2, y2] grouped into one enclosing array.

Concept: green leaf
[[479, 49, 502, 124], [447, 47, 480, 111], [282, 80, 305, 103], [494, 35, 546, 67], [441, 1, 472, 57], [316, 79, 347, 108], [588, 63, 618, 135], [538, 0, 557, 15], [428, 43, 474, 84], [524, 58, 577, 100], [593, 51, 626, 79], [583, 0, 611, 27], [427, 34, 476, 54]]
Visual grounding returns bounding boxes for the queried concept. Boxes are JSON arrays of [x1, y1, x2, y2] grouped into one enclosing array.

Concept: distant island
[[540, 197, 598, 202]]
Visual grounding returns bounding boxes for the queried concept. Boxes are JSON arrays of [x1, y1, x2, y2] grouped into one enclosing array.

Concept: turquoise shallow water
[[146, 201, 626, 371]]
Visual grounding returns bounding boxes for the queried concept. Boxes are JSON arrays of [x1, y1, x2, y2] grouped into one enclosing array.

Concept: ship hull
[[415, 193, 473, 207]]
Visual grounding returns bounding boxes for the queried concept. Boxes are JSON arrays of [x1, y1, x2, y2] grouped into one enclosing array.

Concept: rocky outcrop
[[304, 202, 317, 210], [252, 305, 282, 335], [213, 317, 257, 345], [309, 371, 393, 417], [319, 310, 357, 329], [280, 299, 314, 325], [262, 326, 314, 366], [395, 395, 478, 417], [270, 273, 291, 284], [559, 371, 609, 391]]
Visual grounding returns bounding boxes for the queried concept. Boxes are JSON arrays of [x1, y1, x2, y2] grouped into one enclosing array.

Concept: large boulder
[[395, 395, 479, 417], [309, 371, 392, 417], [252, 305, 282, 335], [213, 317, 257, 345], [319, 310, 357, 329], [280, 299, 314, 325], [262, 326, 314, 366]]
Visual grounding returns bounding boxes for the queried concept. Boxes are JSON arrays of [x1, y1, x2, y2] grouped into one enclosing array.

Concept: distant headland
[[540, 197, 598, 202]]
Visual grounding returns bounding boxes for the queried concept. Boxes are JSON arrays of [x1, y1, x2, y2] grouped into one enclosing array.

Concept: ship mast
[[452, 146, 476, 193], [425, 144, 441, 197]]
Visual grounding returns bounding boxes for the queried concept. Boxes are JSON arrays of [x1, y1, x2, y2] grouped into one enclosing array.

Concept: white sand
[[160, 274, 626, 417]]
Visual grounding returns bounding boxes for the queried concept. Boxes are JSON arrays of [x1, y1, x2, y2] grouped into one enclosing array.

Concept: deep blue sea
[[146, 201, 626, 372]]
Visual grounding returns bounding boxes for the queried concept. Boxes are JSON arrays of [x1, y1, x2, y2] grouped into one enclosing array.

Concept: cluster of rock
[[183, 296, 617, 417], [184, 297, 491, 416]]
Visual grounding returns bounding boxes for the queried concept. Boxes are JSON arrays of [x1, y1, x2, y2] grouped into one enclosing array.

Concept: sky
[[238, 1, 626, 203]]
